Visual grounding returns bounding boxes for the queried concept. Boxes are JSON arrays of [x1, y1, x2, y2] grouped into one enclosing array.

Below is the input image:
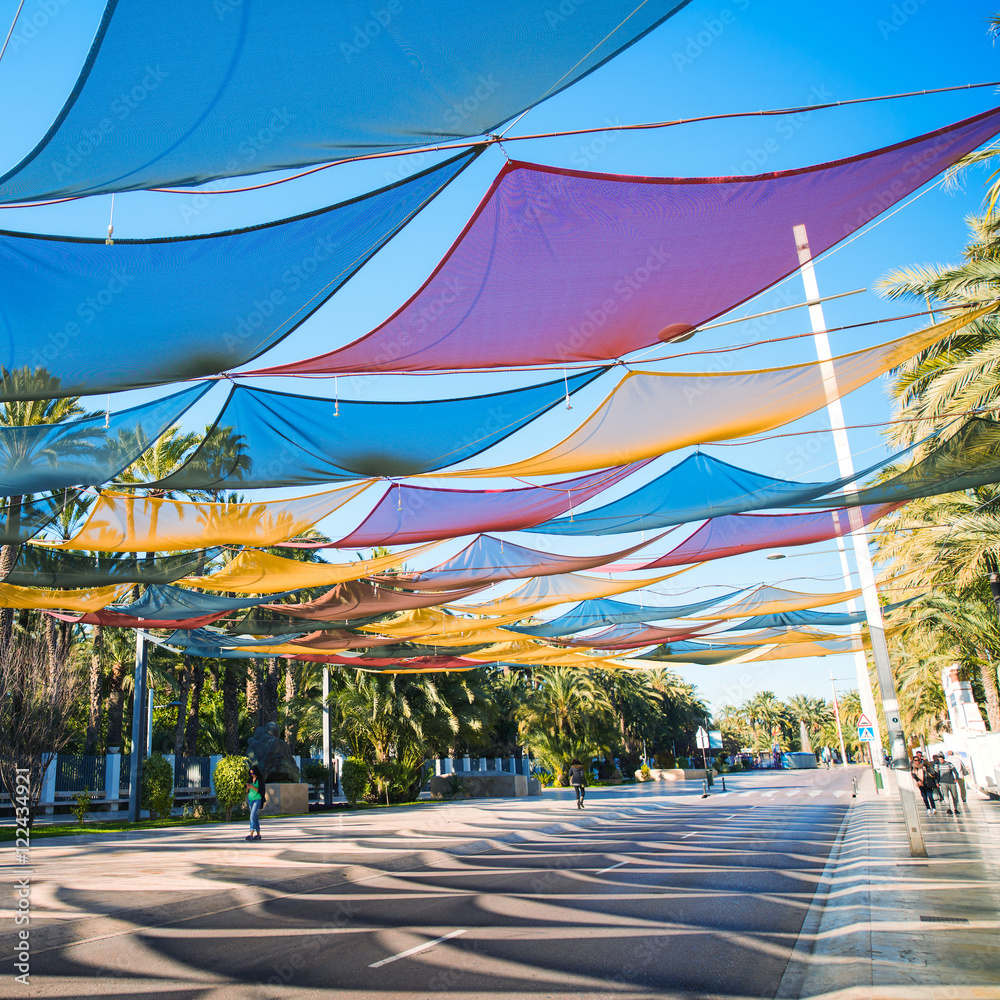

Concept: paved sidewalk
[[777, 769, 1000, 999]]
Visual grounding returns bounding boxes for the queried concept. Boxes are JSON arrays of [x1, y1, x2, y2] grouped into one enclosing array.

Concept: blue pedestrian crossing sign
[[856, 714, 876, 742]]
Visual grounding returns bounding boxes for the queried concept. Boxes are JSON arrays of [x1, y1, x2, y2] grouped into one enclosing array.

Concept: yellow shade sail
[[183, 541, 441, 594], [359, 606, 527, 638], [437, 307, 989, 479], [464, 640, 622, 666], [448, 568, 689, 617], [705, 626, 845, 646], [51, 483, 372, 552], [739, 638, 865, 661], [686, 585, 863, 620], [0, 583, 131, 610]]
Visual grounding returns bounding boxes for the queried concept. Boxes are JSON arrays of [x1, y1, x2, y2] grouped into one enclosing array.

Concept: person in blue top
[[246, 764, 265, 841]]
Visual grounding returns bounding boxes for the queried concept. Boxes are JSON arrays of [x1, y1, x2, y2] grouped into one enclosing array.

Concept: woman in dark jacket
[[568, 759, 586, 809]]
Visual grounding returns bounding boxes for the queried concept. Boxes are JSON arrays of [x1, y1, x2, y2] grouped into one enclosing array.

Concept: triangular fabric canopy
[[51, 584, 288, 627], [606, 505, 896, 571], [0, 155, 473, 399], [463, 640, 622, 667], [450, 570, 683, 617], [740, 638, 865, 661], [506, 592, 743, 637], [0, 492, 82, 544], [0, 583, 130, 610], [54, 484, 371, 552], [684, 585, 864, 620], [524, 450, 897, 536], [429, 308, 987, 478], [260, 579, 486, 622], [0, 382, 210, 494], [4, 545, 218, 587], [636, 640, 757, 664], [184, 542, 441, 594], [359, 606, 527, 639], [333, 464, 646, 547], [0, 1, 678, 201], [254, 111, 1000, 374], [694, 626, 845, 646], [800, 418, 1000, 508], [377, 533, 658, 591], [720, 609, 866, 630], [551, 622, 715, 650], [150, 372, 602, 488]]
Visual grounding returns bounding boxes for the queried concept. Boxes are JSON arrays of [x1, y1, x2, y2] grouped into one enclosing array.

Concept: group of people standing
[[910, 750, 968, 815]]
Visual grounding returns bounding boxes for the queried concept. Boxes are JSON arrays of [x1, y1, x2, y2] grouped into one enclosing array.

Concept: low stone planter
[[637, 768, 718, 782], [261, 782, 309, 815], [429, 772, 537, 799]]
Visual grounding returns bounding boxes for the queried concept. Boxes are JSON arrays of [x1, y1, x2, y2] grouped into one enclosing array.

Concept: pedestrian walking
[[910, 752, 937, 813], [246, 764, 265, 841], [821, 746, 832, 769], [933, 754, 961, 815], [947, 750, 969, 803], [568, 759, 587, 809]]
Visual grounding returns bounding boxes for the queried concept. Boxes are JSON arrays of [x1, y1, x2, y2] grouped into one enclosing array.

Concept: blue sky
[[0, 0, 996, 711]]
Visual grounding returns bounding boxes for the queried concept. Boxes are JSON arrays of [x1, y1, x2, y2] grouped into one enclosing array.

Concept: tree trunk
[[222, 663, 240, 755], [264, 657, 279, 724], [105, 659, 127, 750], [84, 626, 104, 754], [173, 656, 191, 756], [0, 497, 23, 655], [284, 662, 297, 753], [979, 659, 1000, 732], [184, 658, 205, 756], [246, 664, 261, 730]]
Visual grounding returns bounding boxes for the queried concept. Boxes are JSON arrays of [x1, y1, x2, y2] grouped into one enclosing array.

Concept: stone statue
[[247, 722, 300, 783]]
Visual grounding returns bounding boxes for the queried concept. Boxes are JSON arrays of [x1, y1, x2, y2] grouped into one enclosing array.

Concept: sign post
[[696, 726, 710, 796]]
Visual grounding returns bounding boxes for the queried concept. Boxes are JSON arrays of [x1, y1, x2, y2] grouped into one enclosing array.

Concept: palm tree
[[786, 694, 832, 753]]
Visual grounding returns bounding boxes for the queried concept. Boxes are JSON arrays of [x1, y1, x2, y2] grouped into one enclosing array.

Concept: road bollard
[[852, 777, 858, 798], [721, 775, 726, 792], [702, 779, 709, 798]]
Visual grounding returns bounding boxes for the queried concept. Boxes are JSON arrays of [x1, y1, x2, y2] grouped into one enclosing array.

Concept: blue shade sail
[[150, 370, 603, 488], [635, 640, 755, 664], [381, 531, 653, 591], [525, 451, 898, 536], [161, 628, 304, 650], [3, 546, 219, 586], [0, 153, 474, 399], [102, 584, 289, 619], [0, 382, 210, 495], [0, 1, 686, 202], [720, 610, 867, 630], [507, 593, 744, 638], [0, 491, 81, 543]]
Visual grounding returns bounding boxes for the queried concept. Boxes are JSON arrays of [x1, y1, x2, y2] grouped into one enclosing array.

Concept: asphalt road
[[18, 767, 856, 1000]]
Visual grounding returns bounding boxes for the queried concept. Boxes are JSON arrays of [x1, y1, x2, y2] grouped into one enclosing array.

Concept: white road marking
[[833, 790, 847, 798], [722, 814, 739, 821], [680, 831, 698, 838], [596, 860, 629, 874], [369, 929, 467, 968], [808, 790, 822, 797], [761, 790, 778, 798], [785, 791, 799, 797]]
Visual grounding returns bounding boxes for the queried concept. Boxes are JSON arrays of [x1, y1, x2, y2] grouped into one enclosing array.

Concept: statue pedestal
[[261, 782, 309, 816]]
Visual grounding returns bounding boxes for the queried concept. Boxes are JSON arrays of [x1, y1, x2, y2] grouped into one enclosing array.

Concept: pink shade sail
[[261, 579, 487, 620], [48, 610, 232, 629], [603, 504, 899, 571], [250, 107, 1000, 374], [334, 464, 647, 547], [375, 532, 664, 591], [551, 622, 718, 649]]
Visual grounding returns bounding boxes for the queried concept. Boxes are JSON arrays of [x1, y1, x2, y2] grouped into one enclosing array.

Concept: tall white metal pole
[[829, 671, 849, 767], [322, 666, 332, 803], [794, 224, 926, 857]]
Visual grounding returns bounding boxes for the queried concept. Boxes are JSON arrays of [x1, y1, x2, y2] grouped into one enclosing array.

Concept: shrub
[[141, 753, 175, 821], [341, 756, 368, 808], [213, 756, 249, 822], [675, 756, 690, 769], [71, 787, 92, 826], [301, 761, 329, 788], [653, 750, 675, 769], [442, 773, 468, 799], [639, 764, 651, 781], [367, 760, 423, 804]]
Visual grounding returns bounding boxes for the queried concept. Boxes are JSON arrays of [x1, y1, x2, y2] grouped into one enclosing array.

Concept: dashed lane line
[[369, 929, 467, 969]]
